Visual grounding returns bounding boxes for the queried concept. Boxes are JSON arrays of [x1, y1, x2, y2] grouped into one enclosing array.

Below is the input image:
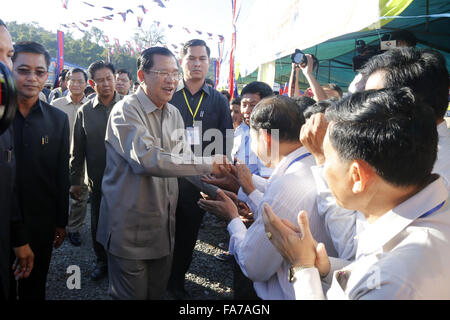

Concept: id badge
[[186, 127, 201, 145]]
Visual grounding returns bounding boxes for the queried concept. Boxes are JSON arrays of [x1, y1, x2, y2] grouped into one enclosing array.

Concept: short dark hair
[[290, 96, 316, 114], [361, 47, 449, 120], [12, 41, 51, 69], [303, 98, 337, 119], [325, 87, 437, 187], [250, 95, 305, 143], [241, 81, 274, 100], [390, 30, 417, 47], [137, 46, 176, 71], [220, 89, 231, 101], [84, 86, 95, 95], [117, 68, 132, 80], [230, 97, 241, 105], [67, 68, 87, 82], [88, 60, 115, 80], [326, 83, 343, 98], [181, 39, 210, 58]]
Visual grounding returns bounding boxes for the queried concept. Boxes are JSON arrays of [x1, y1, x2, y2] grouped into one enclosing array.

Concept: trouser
[[168, 178, 204, 290], [67, 184, 89, 233], [9, 242, 53, 300], [107, 252, 173, 300], [90, 189, 107, 267]]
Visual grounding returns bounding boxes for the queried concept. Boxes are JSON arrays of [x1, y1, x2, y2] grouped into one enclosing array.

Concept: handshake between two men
[[199, 158, 256, 227]]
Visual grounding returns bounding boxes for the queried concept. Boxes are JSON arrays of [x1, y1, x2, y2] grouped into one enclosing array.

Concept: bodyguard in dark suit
[[168, 39, 233, 299], [0, 20, 34, 300], [9, 42, 69, 300]]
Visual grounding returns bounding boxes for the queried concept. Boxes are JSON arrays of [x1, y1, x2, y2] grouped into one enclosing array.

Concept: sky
[[2, 0, 232, 58]]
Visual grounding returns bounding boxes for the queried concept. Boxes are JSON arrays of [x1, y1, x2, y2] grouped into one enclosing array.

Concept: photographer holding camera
[[0, 19, 34, 300], [288, 50, 328, 101]]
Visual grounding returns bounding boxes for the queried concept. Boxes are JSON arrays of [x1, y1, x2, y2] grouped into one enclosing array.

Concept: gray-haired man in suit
[[96, 46, 227, 300]]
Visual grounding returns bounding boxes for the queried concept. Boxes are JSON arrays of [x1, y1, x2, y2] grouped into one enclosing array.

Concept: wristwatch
[[289, 265, 314, 283]]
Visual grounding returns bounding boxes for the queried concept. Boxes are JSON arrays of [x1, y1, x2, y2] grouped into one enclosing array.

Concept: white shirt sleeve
[[247, 189, 264, 218], [310, 165, 358, 260], [292, 267, 326, 300]]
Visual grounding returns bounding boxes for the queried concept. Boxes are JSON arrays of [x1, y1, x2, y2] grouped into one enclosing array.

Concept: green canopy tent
[[237, 0, 450, 92]]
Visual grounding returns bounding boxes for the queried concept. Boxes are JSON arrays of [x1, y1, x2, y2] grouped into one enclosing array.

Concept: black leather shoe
[[68, 232, 81, 246], [90, 265, 107, 281]]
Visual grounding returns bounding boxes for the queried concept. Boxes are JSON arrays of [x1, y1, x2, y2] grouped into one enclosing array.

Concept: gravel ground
[[46, 204, 234, 300]]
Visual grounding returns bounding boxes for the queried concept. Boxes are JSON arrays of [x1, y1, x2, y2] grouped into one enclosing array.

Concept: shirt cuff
[[247, 189, 263, 218], [227, 217, 247, 256], [237, 187, 249, 203], [293, 267, 326, 300]]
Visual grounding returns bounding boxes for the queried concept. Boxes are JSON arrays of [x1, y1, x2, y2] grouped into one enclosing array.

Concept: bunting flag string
[[60, 2, 225, 44], [59, 0, 225, 60]]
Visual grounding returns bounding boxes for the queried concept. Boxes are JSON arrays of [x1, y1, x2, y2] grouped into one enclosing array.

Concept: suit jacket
[[0, 126, 23, 298], [97, 88, 213, 260], [13, 99, 70, 246]]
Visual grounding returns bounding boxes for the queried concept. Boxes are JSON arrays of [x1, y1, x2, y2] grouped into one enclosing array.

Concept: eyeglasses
[[15, 67, 48, 78], [146, 70, 182, 80]]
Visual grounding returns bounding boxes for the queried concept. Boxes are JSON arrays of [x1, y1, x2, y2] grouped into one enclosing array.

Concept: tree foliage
[[5, 21, 168, 81]]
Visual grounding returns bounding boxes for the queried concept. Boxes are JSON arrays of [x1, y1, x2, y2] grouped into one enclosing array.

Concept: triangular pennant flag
[[195, 30, 202, 35], [62, 0, 69, 9], [94, 18, 105, 22], [168, 24, 173, 29], [86, 19, 93, 23], [127, 9, 134, 14], [153, 0, 165, 8], [171, 44, 178, 49], [137, 17, 144, 28], [103, 16, 113, 20], [80, 22, 89, 28], [82, 1, 94, 7], [183, 27, 191, 34], [207, 32, 213, 37], [218, 35, 224, 42], [103, 35, 110, 43], [154, 21, 160, 27], [126, 41, 132, 48], [119, 12, 127, 22], [103, 6, 114, 10], [138, 5, 148, 14]]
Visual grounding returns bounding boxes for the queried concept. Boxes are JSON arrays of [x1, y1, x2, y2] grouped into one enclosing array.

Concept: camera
[[352, 40, 382, 72], [0, 61, 17, 135], [291, 49, 319, 72]]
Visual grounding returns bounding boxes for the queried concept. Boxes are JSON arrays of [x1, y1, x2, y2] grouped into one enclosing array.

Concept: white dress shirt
[[227, 147, 339, 300], [311, 122, 450, 261], [293, 177, 450, 299], [52, 94, 89, 143], [434, 122, 450, 188], [231, 122, 273, 177]]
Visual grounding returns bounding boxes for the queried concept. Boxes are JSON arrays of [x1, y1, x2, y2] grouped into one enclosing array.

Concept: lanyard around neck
[[182, 89, 204, 121], [419, 200, 446, 219], [286, 152, 312, 170]]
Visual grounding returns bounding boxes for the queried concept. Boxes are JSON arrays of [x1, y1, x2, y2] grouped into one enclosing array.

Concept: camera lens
[[0, 61, 18, 135]]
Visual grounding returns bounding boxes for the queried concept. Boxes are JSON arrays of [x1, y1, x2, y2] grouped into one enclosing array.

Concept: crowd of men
[[0, 18, 449, 300]]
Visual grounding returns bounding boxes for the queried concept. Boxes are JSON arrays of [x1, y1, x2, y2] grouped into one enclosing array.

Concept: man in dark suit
[[0, 19, 34, 300], [167, 39, 233, 299], [9, 41, 70, 300]]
